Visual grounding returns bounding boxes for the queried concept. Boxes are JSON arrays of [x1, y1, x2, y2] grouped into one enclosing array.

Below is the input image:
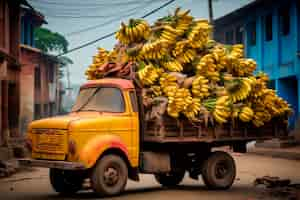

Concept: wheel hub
[[104, 167, 119, 186], [215, 161, 229, 179]]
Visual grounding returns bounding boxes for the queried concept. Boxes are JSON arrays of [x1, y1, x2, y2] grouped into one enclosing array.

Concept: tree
[[34, 27, 69, 53], [34, 27, 72, 80]]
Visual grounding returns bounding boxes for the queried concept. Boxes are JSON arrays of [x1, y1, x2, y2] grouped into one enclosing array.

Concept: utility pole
[[208, 0, 214, 24], [65, 65, 72, 98]]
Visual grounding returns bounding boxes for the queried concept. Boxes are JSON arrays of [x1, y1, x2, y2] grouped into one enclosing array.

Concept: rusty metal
[[140, 152, 170, 173], [143, 115, 288, 144]]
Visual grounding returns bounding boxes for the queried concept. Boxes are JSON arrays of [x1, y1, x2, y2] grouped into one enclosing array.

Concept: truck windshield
[[71, 87, 125, 113]]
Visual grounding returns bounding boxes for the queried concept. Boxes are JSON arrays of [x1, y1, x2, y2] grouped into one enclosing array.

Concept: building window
[[265, 14, 273, 41], [23, 19, 28, 45], [48, 65, 54, 83], [248, 21, 256, 46], [235, 25, 244, 44], [30, 24, 34, 46], [44, 103, 48, 117], [225, 30, 234, 44], [34, 66, 41, 89], [34, 104, 41, 119], [279, 6, 290, 36]]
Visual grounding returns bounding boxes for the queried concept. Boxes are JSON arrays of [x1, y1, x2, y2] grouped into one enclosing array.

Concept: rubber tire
[[91, 155, 128, 197], [49, 168, 83, 195], [155, 170, 185, 187], [201, 151, 236, 190]]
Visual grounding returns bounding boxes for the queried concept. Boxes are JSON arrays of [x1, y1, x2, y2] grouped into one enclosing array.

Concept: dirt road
[[0, 154, 299, 200]]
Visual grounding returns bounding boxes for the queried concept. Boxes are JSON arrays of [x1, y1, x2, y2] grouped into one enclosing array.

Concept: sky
[[27, 0, 254, 85]]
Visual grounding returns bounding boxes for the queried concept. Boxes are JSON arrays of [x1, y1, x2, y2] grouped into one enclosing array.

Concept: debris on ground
[[254, 176, 300, 200], [0, 160, 18, 178]]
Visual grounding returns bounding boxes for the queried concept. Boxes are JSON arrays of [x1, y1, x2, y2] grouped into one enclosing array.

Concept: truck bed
[[143, 116, 288, 144]]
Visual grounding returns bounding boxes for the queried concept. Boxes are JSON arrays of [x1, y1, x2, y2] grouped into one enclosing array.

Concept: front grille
[[32, 129, 68, 154]]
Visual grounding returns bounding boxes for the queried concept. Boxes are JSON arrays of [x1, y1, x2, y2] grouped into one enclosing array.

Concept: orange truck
[[20, 78, 288, 197]]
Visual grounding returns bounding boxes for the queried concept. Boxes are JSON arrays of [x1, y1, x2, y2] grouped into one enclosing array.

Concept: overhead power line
[[64, 0, 158, 37], [29, 0, 162, 7], [30, 0, 161, 18], [57, 0, 176, 57]]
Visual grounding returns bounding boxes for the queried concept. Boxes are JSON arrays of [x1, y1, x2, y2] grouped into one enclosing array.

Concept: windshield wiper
[[73, 88, 100, 112]]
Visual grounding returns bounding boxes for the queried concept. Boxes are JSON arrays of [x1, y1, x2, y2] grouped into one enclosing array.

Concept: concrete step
[[255, 138, 299, 148]]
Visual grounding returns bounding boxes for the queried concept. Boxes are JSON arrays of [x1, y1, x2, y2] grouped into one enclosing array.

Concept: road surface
[[0, 154, 299, 200]]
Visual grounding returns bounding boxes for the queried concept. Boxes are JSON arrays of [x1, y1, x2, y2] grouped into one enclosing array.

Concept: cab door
[[127, 90, 139, 165]]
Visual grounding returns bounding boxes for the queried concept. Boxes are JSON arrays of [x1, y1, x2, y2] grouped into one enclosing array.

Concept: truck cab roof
[[81, 78, 135, 90]]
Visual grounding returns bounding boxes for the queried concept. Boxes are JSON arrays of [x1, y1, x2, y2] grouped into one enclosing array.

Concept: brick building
[[0, 0, 30, 151], [20, 8, 61, 135], [0, 1, 62, 159]]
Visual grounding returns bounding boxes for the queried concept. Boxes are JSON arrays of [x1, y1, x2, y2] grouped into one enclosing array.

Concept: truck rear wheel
[[201, 151, 236, 190], [91, 155, 128, 196], [155, 170, 185, 187], [49, 168, 83, 195]]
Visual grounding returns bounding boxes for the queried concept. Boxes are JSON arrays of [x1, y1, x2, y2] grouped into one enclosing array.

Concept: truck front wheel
[[155, 170, 185, 187], [91, 155, 128, 196], [49, 168, 83, 195], [201, 151, 236, 190]]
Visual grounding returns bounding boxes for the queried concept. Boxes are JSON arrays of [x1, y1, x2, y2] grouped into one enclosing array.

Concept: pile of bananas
[[85, 7, 292, 127]]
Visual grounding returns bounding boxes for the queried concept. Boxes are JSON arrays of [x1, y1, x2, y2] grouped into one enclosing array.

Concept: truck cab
[[23, 78, 140, 196]]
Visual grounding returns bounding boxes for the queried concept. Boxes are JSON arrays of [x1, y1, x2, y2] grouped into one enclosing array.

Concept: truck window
[[129, 91, 138, 112], [72, 87, 125, 113]]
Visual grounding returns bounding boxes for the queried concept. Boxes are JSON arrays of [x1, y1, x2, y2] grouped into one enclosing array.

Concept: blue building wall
[[214, 0, 300, 128]]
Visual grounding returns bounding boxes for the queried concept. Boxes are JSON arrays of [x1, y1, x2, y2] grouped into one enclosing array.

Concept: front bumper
[[19, 159, 86, 170]]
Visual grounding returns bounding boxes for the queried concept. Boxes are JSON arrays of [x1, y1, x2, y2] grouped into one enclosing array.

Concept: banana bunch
[[183, 98, 201, 121], [211, 45, 228, 71], [261, 89, 292, 116], [213, 96, 231, 124], [115, 19, 150, 44], [227, 44, 244, 60], [173, 8, 193, 35], [226, 78, 252, 103], [161, 59, 183, 72], [188, 20, 212, 49], [172, 40, 190, 57], [204, 96, 231, 124], [176, 49, 197, 64], [167, 88, 193, 118], [140, 39, 168, 60], [191, 76, 210, 99], [138, 63, 163, 85], [159, 25, 181, 43], [196, 54, 220, 82], [252, 107, 272, 127], [238, 106, 254, 122], [85, 48, 110, 79], [150, 85, 162, 97], [238, 58, 257, 76], [159, 73, 178, 94]]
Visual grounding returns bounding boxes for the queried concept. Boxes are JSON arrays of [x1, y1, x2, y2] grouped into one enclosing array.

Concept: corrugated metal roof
[[214, 0, 273, 26]]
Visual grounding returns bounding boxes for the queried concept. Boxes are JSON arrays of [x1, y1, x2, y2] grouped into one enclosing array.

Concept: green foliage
[[34, 27, 69, 53], [34, 27, 73, 80]]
